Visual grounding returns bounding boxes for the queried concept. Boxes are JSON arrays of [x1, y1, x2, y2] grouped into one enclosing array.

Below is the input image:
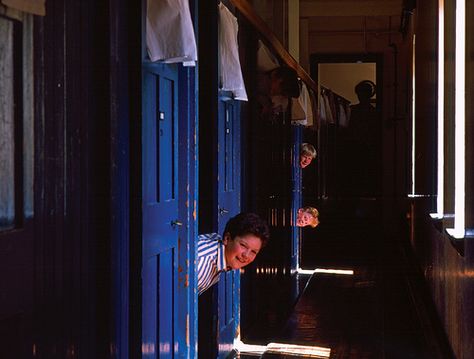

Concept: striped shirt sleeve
[[197, 233, 225, 295]]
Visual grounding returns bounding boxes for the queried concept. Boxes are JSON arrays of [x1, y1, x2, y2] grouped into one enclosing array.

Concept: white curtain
[[146, 0, 197, 66], [257, 40, 279, 72], [292, 82, 314, 126], [218, 3, 247, 101]]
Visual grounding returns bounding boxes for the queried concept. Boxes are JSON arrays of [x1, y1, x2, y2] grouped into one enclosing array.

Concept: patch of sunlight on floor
[[234, 340, 331, 358]]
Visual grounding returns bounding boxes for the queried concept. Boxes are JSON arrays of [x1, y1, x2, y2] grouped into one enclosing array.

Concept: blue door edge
[[291, 125, 303, 270], [177, 64, 199, 358], [216, 99, 242, 359]]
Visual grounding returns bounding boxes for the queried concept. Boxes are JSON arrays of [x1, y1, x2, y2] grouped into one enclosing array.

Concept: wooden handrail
[[320, 85, 351, 104], [230, 0, 318, 93]]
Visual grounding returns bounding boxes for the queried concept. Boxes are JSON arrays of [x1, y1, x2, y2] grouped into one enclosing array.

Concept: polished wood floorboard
[[238, 200, 453, 359]]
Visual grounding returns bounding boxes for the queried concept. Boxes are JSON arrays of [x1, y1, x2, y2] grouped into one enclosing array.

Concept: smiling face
[[223, 233, 263, 270], [300, 154, 313, 168], [296, 209, 318, 228]]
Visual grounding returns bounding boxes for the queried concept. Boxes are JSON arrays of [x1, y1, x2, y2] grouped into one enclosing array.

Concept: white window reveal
[[430, 0, 445, 220], [446, 0, 466, 238]]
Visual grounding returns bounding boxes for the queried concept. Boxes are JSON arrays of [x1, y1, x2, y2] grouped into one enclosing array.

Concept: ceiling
[[300, 0, 404, 18]]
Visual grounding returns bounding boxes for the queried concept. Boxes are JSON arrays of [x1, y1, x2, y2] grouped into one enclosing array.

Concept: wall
[[319, 63, 376, 104], [301, 3, 474, 357], [410, 0, 474, 358]]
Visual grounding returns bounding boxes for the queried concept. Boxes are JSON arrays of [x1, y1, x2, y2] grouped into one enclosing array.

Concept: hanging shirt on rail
[[146, 0, 198, 65], [218, 3, 248, 100], [292, 82, 314, 126], [257, 40, 280, 72]]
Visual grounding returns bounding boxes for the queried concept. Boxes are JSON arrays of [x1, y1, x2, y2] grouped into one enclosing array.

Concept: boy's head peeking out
[[296, 207, 320, 228]]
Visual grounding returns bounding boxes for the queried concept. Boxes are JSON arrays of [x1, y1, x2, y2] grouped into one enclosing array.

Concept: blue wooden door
[[216, 99, 241, 357], [142, 63, 179, 358], [291, 125, 303, 270]]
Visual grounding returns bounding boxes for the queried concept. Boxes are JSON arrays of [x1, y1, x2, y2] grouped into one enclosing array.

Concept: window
[[0, 11, 34, 231], [446, 0, 466, 238], [431, 0, 472, 240], [430, 0, 445, 218]]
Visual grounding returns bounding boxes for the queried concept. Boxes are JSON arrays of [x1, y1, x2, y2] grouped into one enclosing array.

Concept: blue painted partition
[[291, 125, 303, 270], [177, 65, 199, 358], [216, 98, 241, 358], [141, 62, 198, 358], [141, 63, 180, 358]]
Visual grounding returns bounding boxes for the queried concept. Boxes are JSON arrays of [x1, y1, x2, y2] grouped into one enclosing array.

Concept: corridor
[[238, 199, 454, 359], [2, 0, 474, 357]]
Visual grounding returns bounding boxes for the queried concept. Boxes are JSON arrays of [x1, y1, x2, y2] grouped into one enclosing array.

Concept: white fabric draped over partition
[[146, 0, 197, 66], [292, 82, 314, 127], [257, 40, 279, 72], [218, 3, 248, 101]]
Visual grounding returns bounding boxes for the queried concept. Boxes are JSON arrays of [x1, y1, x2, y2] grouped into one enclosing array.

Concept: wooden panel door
[[141, 63, 179, 358], [216, 99, 241, 358], [291, 126, 303, 270]]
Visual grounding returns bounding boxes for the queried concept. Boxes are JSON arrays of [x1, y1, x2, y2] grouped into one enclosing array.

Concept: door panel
[[142, 63, 179, 358], [291, 126, 303, 269], [217, 99, 240, 357]]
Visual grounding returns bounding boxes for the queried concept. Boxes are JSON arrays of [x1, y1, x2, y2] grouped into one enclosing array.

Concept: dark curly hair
[[224, 212, 270, 247], [270, 67, 300, 98], [355, 80, 376, 101]]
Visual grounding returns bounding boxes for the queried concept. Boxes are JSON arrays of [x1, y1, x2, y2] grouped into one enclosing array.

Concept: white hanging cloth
[[218, 3, 248, 101], [319, 93, 327, 124], [338, 102, 349, 127], [291, 97, 306, 125], [146, 0, 197, 66], [292, 82, 313, 126], [257, 40, 279, 72]]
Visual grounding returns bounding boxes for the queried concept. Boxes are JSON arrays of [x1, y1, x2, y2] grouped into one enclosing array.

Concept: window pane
[[0, 17, 15, 230], [23, 15, 34, 219]]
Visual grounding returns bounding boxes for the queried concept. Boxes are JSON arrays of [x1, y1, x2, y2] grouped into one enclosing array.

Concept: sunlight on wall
[[433, 0, 445, 218], [447, 0, 466, 238], [410, 35, 416, 196], [319, 63, 376, 104]]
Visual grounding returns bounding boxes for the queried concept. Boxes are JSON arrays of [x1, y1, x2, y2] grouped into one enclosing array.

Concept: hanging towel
[[146, 0, 197, 66], [319, 93, 327, 124], [291, 97, 306, 125], [308, 88, 319, 129], [257, 40, 279, 72], [292, 82, 313, 126], [338, 101, 349, 127], [1, 0, 45, 15], [218, 3, 247, 101], [323, 92, 334, 124]]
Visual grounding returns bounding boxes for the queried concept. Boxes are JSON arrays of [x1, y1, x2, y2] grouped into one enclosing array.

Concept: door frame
[[309, 53, 384, 200]]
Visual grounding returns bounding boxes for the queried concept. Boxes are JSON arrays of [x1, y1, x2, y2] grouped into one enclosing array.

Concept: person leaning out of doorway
[[300, 142, 317, 169], [296, 206, 320, 228], [197, 212, 270, 295]]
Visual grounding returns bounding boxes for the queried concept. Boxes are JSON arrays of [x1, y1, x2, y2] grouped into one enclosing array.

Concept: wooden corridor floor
[[237, 199, 454, 359]]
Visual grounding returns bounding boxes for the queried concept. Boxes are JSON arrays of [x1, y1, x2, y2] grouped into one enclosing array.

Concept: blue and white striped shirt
[[197, 233, 228, 295]]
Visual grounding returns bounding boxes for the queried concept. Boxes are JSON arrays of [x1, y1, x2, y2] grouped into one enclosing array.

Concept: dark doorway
[[300, 54, 384, 270], [309, 53, 383, 201]]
